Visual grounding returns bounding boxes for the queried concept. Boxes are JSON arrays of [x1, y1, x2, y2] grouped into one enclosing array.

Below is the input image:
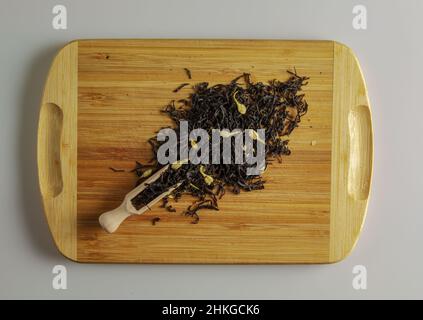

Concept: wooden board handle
[[329, 42, 374, 262], [348, 105, 372, 200], [38, 103, 64, 198], [37, 41, 78, 261]]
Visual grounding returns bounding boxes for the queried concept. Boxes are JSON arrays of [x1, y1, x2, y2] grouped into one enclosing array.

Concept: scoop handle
[[98, 204, 132, 233]]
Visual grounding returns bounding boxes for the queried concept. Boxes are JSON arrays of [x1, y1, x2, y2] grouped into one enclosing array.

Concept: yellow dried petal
[[190, 139, 199, 149], [199, 165, 214, 185], [248, 130, 265, 144], [171, 158, 189, 170], [141, 169, 153, 178], [204, 175, 214, 185], [190, 183, 200, 190], [220, 130, 241, 138], [233, 91, 247, 115]]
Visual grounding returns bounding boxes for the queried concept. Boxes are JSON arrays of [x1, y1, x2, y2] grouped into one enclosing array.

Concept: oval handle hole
[[348, 105, 372, 200], [38, 102, 63, 198]]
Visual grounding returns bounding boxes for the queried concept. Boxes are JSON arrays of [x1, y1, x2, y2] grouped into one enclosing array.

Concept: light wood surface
[[38, 39, 372, 263], [38, 41, 78, 261], [329, 42, 373, 262]]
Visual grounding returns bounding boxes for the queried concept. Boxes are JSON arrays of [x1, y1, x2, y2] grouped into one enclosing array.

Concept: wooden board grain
[[38, 39, 372, 263]]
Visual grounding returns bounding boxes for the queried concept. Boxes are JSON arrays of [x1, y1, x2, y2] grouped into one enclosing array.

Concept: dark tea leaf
[[127, 70, 309, 223]]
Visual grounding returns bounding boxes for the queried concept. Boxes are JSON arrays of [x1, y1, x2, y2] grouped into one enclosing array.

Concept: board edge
[[329, 41, 374, 263], [37, 41, 79, 262]]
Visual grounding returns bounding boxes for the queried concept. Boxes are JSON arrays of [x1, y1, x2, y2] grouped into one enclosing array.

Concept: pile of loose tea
[[125, 70, 309, 224]]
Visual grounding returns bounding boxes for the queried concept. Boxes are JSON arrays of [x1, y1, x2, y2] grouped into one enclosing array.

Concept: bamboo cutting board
[[37, 40, 373, 263]]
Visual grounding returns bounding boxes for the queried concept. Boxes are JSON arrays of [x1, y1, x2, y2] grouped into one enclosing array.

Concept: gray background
[[0, 0, 422, 299]]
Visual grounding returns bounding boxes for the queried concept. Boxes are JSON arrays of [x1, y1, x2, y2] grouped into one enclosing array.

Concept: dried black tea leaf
[[124, 70, 309, 223]]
